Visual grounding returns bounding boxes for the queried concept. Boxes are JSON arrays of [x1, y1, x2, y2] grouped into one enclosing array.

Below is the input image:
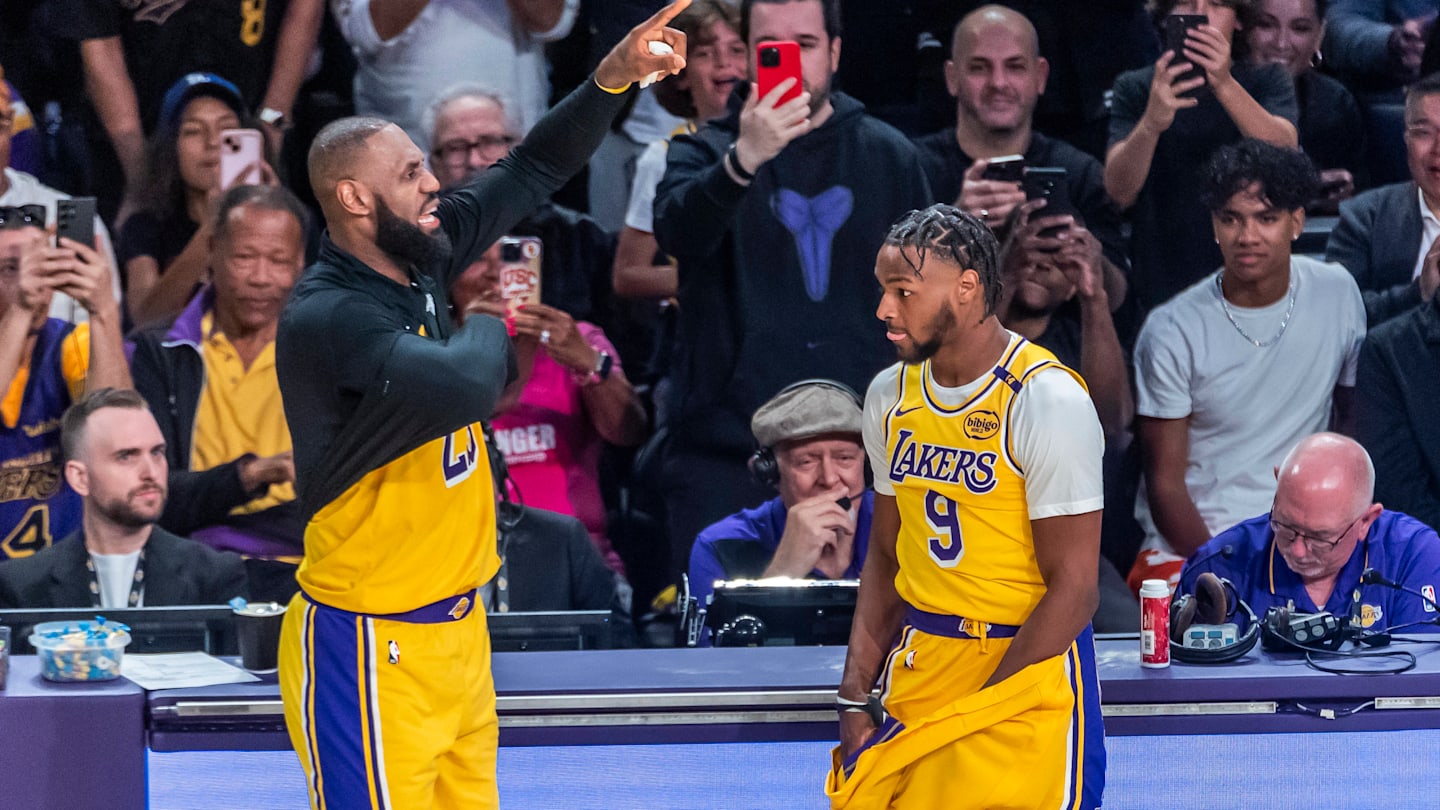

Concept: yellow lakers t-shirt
[[863, 334, 1104, 625]]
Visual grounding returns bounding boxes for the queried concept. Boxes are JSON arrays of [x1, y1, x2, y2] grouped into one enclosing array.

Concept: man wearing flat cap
[[687, 379, 873, 612]]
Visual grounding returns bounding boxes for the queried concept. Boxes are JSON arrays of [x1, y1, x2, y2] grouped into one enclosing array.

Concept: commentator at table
[[1177, 432, 1440, 633]]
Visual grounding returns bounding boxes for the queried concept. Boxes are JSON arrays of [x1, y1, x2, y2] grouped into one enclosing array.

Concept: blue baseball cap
[[158, 72, 245, 131]]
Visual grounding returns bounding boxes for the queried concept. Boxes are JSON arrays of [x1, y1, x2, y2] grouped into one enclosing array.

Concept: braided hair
[[884, 204, 1003, 316]]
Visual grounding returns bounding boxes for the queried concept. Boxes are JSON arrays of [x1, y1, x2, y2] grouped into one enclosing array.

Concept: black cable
[[1279, 699, 1376, 720]]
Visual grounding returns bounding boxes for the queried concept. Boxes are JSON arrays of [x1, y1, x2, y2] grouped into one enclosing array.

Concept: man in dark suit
[[1356, 294, 1440, 530], [1326, 72, 1440, 327], [0, 388, 247, 608]]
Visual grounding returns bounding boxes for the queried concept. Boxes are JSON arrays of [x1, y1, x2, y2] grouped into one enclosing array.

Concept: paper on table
[[122, 652, 260, 690]]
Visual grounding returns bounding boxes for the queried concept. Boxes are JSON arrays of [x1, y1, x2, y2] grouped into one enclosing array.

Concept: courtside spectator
[[1106, 0, 1299, 310], [120, 74, 278, 329], [426, 86, 616, 325], [1, 221, 129, 558], [0, 388, 247, 608], [452, 242, 648, 577], [0, 78, 120, 324], [334, 0, 578, 144], [130, 185, 308, 603], [1130, 140, 1363, 590], [1355, 279, 1440, 529], [1246, 0, 1365, 210], [1326, 72, 1440, 326], [653, 0, 933, 575]]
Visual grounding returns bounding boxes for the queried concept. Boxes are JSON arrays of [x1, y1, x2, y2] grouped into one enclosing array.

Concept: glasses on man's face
[[432, 134, 518, 167], [0, 204, 45, 230], [1269, 508, 1363, 556]]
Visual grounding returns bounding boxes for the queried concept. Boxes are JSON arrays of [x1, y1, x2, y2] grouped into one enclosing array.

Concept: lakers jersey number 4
[[876, 337, 1091, 625]]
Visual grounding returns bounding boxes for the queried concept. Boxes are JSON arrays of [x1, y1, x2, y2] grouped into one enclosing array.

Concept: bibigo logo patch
[[963, 410, 1000, 440]]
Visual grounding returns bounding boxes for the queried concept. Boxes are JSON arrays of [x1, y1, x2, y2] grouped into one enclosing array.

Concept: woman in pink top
[[453, 243, 648, 574]]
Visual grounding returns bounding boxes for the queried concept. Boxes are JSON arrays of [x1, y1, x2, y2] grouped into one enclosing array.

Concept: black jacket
[[0, 527, 248, 608], [1356, 298, 1440, 530], [653, 90, 932, 455], [1326, 181, 1428, 327], [499, 505, 620, 613]]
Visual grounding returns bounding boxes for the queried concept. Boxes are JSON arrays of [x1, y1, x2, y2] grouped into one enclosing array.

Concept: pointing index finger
[[643, 0, 692, 30]]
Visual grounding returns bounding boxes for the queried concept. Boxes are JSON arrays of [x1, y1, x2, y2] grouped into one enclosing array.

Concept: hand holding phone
[[56, 197, 97, 250], [1163, 14, 1207, 90], [1021, 168, 1077, 239], [735, 41, 813, 173], [981, 155, 1026, 183], [220, 129, 265, 190], [498, 236, 543, 327], [756, 41, 802, 106]]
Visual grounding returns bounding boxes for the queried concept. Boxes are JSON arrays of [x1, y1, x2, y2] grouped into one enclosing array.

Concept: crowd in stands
[[3, 0, 1440, 640]]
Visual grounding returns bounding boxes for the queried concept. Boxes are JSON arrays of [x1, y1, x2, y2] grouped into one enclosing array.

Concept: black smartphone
[[981, 154, 1026, 183], [1164, 14, 1208, 90], [1021, 167, 1077, 239], [56, 197, 97, 249]]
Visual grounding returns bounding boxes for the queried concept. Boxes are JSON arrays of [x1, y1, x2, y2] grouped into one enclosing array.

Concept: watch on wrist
[[593, 350, 613, 383], [258, 107, 292, 131]]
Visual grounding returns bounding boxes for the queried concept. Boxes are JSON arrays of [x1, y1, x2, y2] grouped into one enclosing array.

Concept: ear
[[65, 459, 90, 497], [943, 59, 961, 98], [829, 36, 842, 76], [336, 180, 373, 218], [1036, 56, 1050, 96], [1273, 465, 1281, 482], [1288, 207, 1306, 241], [952, 266, 982, 310]]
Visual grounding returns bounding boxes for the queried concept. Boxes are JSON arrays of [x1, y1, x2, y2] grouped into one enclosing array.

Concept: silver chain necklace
[[1216, 271, 1297, 348]]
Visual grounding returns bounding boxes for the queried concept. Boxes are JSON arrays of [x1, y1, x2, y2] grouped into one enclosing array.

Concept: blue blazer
[[1326, 181, 1426, 327]]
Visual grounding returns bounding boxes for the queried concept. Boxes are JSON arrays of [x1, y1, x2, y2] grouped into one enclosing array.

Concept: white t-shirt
[[334, 0, 579, 143], [0, 168, 120, 323], [863, 341, 1105, 520], [1413, 186, 1440, 282], [1133, 255, 1366, 554], [90, 550, 143, 609], [624, 139, 670, 234]]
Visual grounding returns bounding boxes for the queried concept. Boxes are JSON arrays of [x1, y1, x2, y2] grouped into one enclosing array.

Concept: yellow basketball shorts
[[827, 618, 1105, 810], [279, 589, 498, 810]]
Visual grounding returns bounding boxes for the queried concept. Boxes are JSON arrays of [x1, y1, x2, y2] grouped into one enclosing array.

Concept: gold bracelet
[[594, 76, 633, 95]]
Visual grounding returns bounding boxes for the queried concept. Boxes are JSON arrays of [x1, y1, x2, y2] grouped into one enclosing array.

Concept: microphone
[[1186, 544, 1236, 578], [1360, 568, 1440, 613]]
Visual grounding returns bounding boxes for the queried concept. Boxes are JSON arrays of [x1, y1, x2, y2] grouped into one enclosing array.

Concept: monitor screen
[[703, 579, 858, 646], [487, 610, 616, 652], [0, 606, 238, 655]]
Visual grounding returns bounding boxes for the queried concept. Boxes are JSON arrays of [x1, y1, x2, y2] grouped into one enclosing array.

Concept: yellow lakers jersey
[[297, 423, 498, 614], [883, 337, 1086, 625]]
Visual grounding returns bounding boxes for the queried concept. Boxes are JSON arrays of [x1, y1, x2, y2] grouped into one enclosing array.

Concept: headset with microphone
[[1170, 571, 1262, 664], [748, 378, 866, 490]]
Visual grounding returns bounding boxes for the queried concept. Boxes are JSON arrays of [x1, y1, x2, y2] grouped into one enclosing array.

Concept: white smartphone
[[219, 128, 264, 189]]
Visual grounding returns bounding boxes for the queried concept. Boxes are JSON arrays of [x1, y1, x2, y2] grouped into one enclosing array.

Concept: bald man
[[271, 5, 689, 808], [912, 5, 1125, 286], [1178, 433, 1440, 635]]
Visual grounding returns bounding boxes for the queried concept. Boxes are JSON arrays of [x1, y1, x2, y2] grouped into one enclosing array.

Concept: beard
[[375, 194, 453, 269], [896, 306, 956, 365], [94, 485, 165, 529]]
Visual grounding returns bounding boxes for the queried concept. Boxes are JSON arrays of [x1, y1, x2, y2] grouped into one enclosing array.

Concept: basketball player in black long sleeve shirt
[[272, 5, 690, 807]]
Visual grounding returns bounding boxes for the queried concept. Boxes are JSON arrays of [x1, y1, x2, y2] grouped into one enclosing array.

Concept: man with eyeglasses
[[1327, 72, 1440, 327], [0, 81, 120, 323], [424, 85, 615, 325], [1177, 432, 1440, 635]]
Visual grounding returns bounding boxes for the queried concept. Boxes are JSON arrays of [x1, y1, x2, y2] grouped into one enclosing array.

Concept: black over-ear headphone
[[1169, 572, 1261, 665], [749, 378, 865, 490]]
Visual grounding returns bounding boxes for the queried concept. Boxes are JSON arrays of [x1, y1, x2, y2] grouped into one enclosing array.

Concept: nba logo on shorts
[[1423, 585, 1436, 613]]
